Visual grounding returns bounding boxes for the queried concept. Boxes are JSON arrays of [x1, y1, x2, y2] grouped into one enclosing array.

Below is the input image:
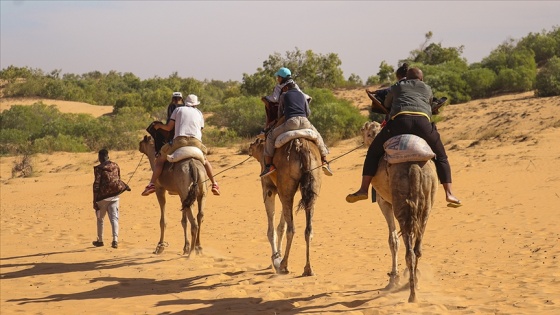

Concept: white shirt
[[170, 106, 204, 141]]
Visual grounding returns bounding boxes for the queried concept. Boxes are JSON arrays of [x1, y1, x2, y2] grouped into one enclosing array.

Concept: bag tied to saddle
[[383, 134, 435, 164]]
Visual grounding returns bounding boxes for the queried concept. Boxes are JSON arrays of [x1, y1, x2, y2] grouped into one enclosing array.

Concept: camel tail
[[297, 145, 317, 213], [182, 159, 199, 209], [405, 164, 424, 238]]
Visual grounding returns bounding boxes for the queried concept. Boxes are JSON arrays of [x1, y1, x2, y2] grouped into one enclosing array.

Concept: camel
[[249, 136, 322, 276], [138, 135, 208, 256], [360, 121, 438, 303]]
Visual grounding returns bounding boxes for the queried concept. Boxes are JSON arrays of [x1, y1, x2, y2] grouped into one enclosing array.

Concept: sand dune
[[0, 97, 113, 117], [1, 90, 559, 314]]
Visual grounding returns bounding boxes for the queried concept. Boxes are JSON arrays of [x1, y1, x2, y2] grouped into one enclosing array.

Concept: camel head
[[248, 137, 265, 162], [361, 121, 382, 147], [139, 135, 155, 157]]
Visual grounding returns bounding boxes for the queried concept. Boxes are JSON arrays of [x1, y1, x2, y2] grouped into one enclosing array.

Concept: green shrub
[[462, 68, 497, 98], [0, 129, 30, 155], [207, 96, 265, 138], [33, 134, 89, 153], [202, 127, 240, 148], [306, 88, 368, 144], [535, 56, 560, 97]]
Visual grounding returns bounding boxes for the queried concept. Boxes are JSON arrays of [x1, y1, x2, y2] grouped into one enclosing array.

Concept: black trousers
[[362, 115, 452, 184]]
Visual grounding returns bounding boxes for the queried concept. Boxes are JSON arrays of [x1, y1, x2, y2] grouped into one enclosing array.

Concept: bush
[[202, 127, 240, 148], [206, 96, 265, 138], [535, 56, 560, 97], [33, 134, 89, 153], [0, 129, 30, 155], [462, 68, 497, 98], [305, 88, 368, 144]]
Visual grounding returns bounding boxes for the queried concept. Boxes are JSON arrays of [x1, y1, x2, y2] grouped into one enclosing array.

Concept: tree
[[347, 73, 363, 87], [240, 48, 346, 96], [377, 61, 394, 83], [462, 67, 497, 99], [518, 27, 560, 67], [535, 56, 560, 97]]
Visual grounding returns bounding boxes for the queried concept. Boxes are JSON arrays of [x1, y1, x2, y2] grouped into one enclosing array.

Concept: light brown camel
[[361, 121, 438, 303], [249, 136, 322, 276], [139, 135, 208, 256]]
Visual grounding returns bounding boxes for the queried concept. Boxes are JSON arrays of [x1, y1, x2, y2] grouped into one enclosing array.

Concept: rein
[[308, 142, 365, 172], [125, 153, 144, 186], [200, 155, 253, 185]]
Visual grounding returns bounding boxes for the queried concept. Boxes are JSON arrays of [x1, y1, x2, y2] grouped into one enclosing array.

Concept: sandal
[[322, 161, 333, 176], [260, 164, 276, 177], [346, 192, 368, 203], [211, 182, 220, 196], [141, 183, 156, 196], [447, 200, 462, 208]]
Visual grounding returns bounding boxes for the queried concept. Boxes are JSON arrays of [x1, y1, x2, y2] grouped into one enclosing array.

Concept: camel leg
[[183, 205, 198, 257], [276, 213, 286, 257], [154, 189, 168, 254], [195, 194, 205, 255], [262, 181, 283, 271], [278, 194, 296, 275], [302, 204, 314, 277], [181, 208, 190, 257], [378, 197, 400, 289]]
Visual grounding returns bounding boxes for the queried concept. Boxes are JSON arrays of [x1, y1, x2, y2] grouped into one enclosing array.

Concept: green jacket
[[385, 79, 433, 120]]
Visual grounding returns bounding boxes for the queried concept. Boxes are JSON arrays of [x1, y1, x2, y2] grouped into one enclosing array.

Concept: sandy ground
[[0, 97, 113, 117], [1, 90, 559, 314]]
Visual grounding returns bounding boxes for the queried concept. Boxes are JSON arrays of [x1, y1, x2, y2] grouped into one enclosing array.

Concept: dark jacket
[[93, 161, 128, 202], [279, 88, 310, 121], [386, 79, 433, 120]]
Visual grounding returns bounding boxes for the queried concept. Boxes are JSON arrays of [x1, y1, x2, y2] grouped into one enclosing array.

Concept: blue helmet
[[275, 67, 291, 78]]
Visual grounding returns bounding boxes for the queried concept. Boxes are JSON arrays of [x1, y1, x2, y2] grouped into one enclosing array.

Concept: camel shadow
[[156, 287, 397, 315], [0, 249, 168, 280], [3, 248, 404, 312]]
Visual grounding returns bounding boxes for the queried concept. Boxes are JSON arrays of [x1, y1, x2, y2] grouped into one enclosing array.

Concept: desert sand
[[1, 90, 559, 314]]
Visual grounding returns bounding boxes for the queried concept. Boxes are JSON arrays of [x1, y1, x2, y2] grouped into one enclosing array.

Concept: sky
[[1, 1, 559, 82]]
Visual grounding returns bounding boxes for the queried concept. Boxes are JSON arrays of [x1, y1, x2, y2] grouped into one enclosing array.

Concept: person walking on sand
[[92, 149, 130, 249]]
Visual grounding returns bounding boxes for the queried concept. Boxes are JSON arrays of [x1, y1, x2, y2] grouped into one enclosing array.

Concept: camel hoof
[[272, 256, 282, 271], [301, 270, 314, 277], [408, 295, 417, 303], [278, 268, 289, 275], [153, 242, 168, 254]]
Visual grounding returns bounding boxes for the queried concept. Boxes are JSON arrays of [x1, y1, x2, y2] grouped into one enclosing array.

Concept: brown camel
[[361, 121, 438, 303], [249, 136, 322, 276], [139, 135, 208, 256]]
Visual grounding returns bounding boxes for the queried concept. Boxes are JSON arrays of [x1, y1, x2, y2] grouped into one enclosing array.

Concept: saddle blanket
[[383, 134, 435, 164], [167, 146, 205, 163], [275, 129, 318, 148]]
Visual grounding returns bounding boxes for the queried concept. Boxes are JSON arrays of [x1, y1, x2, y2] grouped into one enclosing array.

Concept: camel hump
[[275, 129, 318, 148], [383, 134, 435, 164], [167, 146, 205, 163]]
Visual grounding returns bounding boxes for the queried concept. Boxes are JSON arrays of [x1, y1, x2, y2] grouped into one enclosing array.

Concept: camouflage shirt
[[93, 160, 127, 202]]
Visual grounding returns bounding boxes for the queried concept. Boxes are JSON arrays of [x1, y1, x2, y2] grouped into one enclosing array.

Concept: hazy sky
[[1, 1, 559, 82]]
